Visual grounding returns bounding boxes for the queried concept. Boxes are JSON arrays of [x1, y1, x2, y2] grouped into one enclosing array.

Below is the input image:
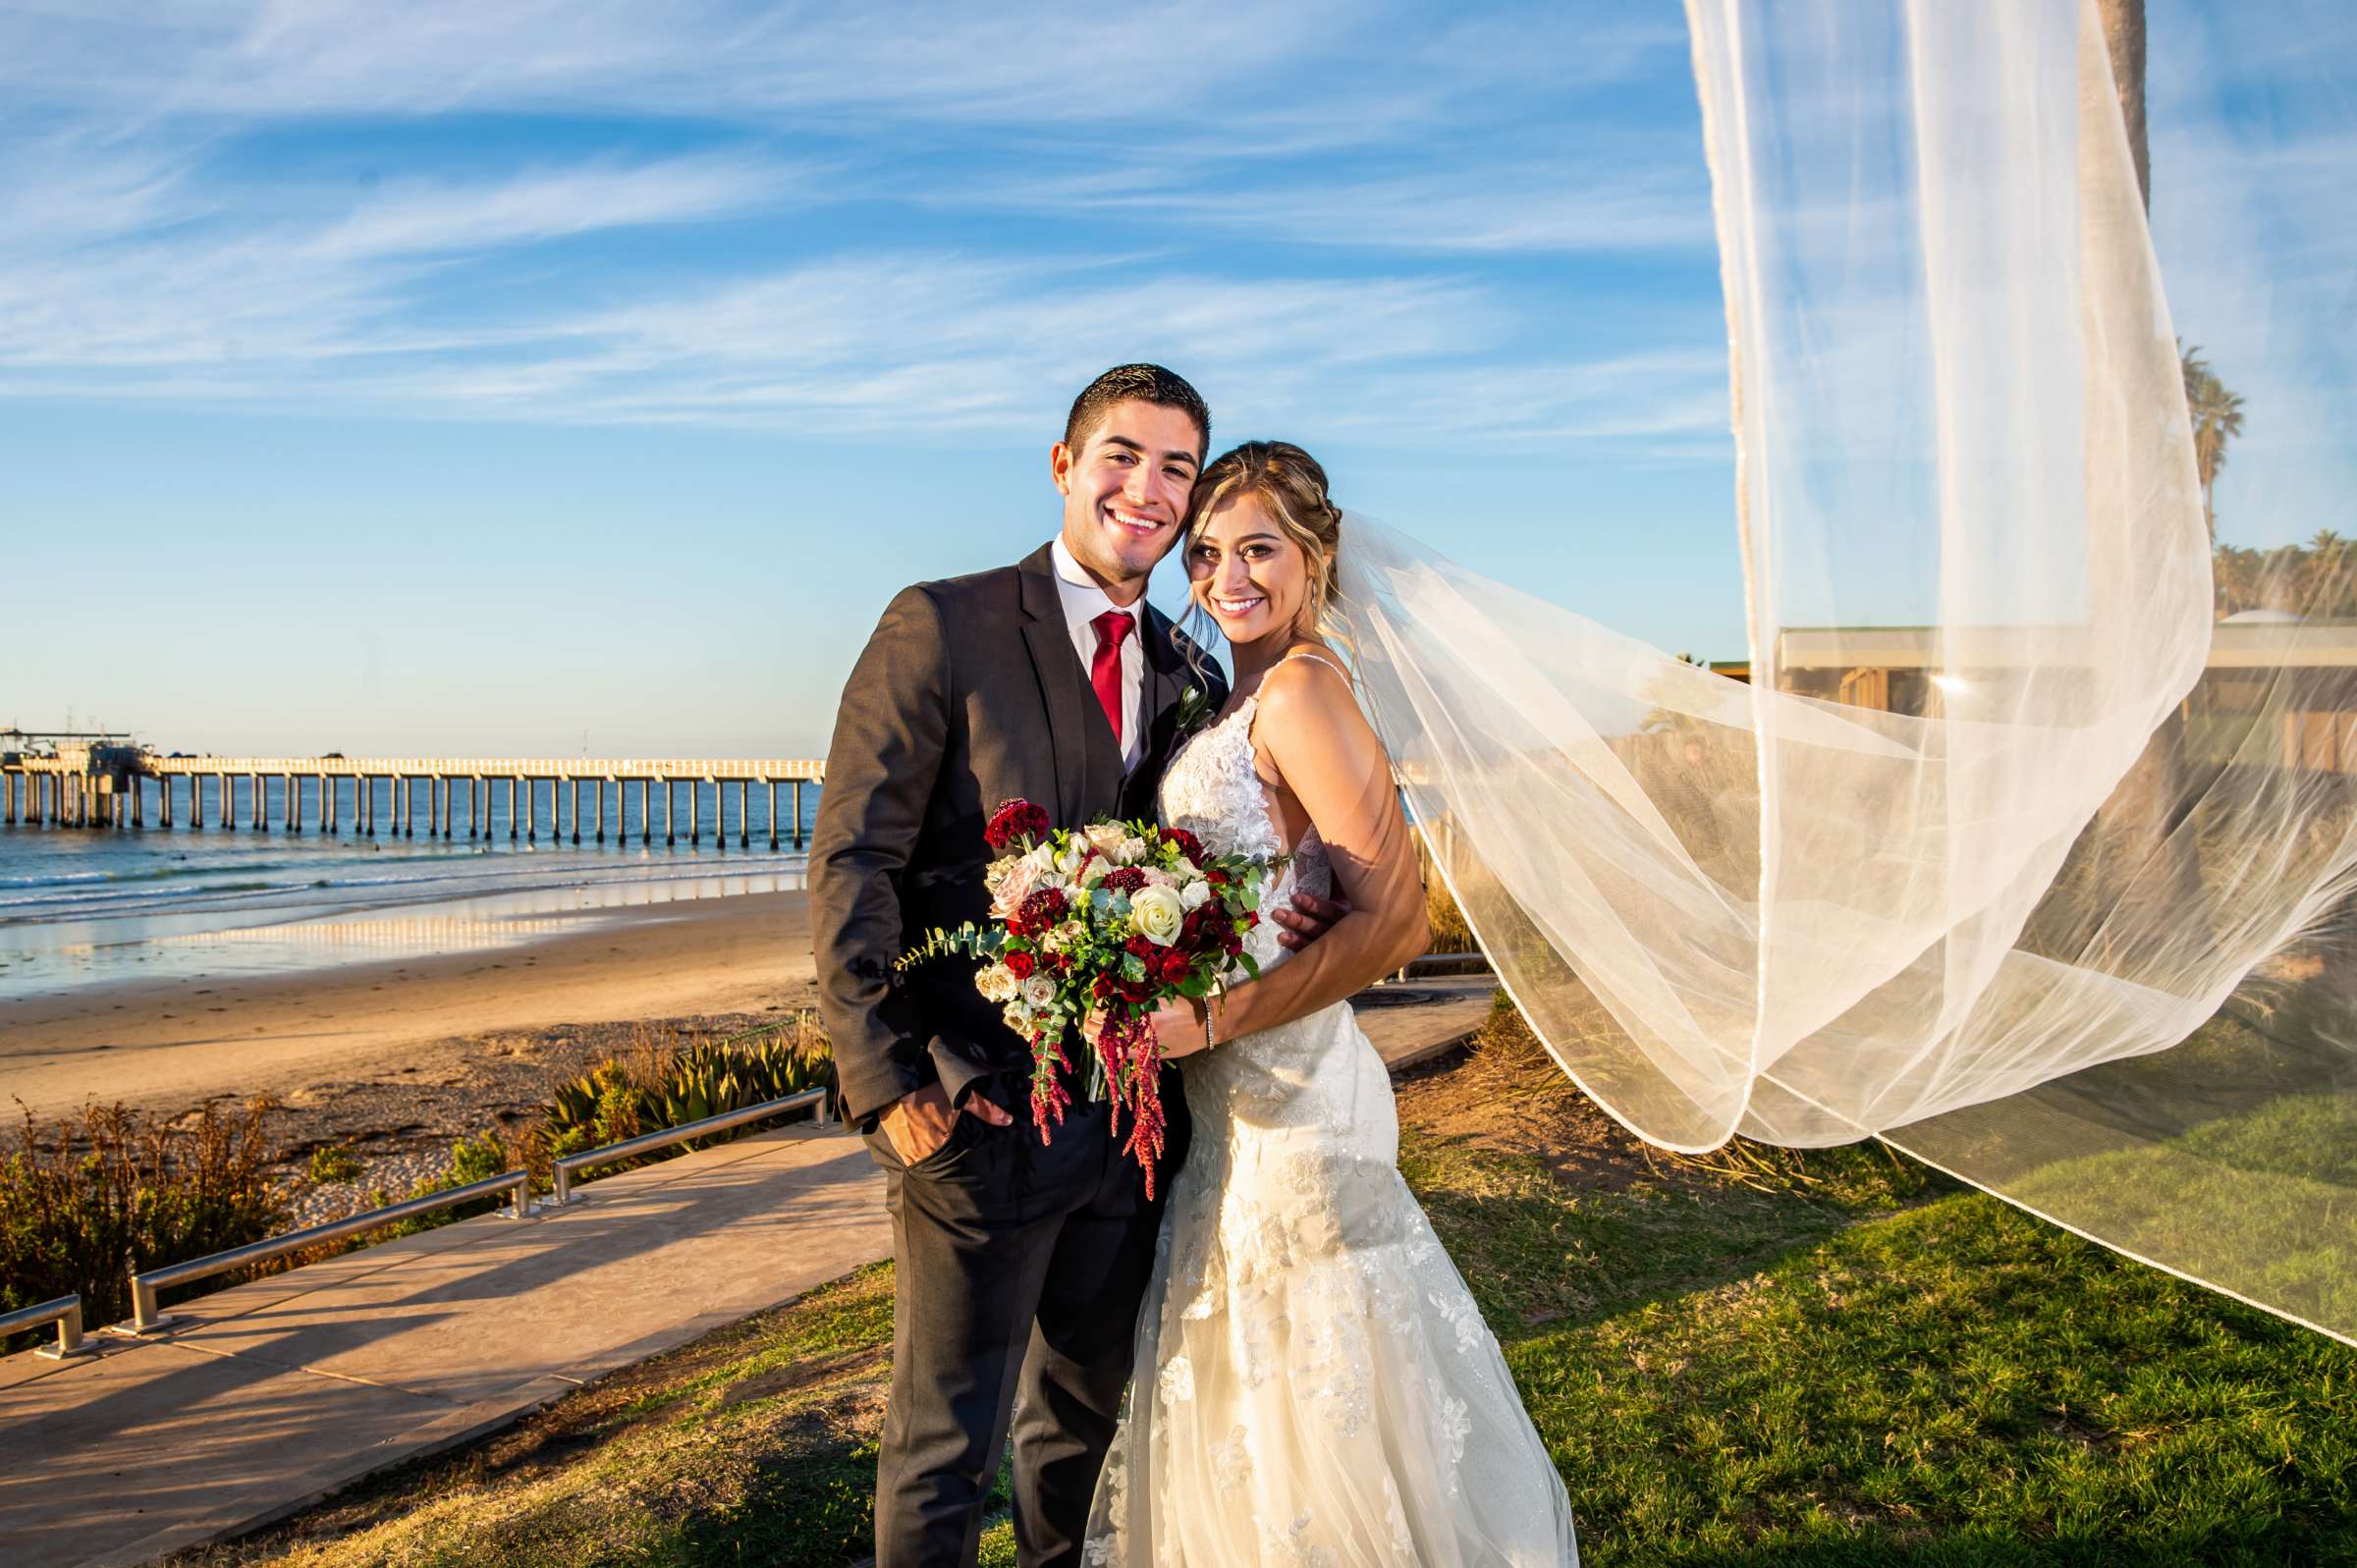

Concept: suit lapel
[[1016, 546, 1090, 828]]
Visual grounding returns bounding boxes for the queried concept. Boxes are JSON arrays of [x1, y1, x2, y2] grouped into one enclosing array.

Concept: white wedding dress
[[1083, 668, 1581, 1565]]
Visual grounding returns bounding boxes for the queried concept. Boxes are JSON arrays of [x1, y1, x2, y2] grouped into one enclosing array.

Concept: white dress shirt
[[1050, 536, 1146, 775]]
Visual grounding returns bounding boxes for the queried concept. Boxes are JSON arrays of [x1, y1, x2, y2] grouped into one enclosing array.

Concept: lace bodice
[[1158, 681, 1332, 975]]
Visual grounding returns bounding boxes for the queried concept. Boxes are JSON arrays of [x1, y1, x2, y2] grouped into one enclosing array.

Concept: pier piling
[[7, 756, 823, 857]]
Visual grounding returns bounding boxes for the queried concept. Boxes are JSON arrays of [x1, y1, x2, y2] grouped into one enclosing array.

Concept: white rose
[[1130, 885, 1185, 946], [976, 964, 1019, 1002], [1136, 865, 1172, 889], [1021, 974, 1058, 1009], [1115, 836, 1152, 866], [1083, 823, 1128, 859], [1170, 857, 1200, 882], [1002, 1000, 1035, 1034], [1054, 841, 1086, 877], [1179, 879, 1213, 910]]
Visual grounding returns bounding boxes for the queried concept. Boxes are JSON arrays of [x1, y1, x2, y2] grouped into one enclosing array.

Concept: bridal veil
[[1338, 0, 2357, 1343]]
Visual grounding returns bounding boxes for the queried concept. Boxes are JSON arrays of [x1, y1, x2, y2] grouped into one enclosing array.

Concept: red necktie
[[1091, 609, 1135, 747]]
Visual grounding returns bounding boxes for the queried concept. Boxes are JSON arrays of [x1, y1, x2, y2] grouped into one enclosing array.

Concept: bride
[[1083, 441, 1580, 1563]]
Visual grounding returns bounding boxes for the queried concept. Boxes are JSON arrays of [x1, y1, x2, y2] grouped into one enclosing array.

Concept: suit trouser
[[866, 1090, 1181, 1568]]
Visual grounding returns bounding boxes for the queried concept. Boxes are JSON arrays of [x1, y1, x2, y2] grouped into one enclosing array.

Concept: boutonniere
[[1173, 682, 1217, 739]]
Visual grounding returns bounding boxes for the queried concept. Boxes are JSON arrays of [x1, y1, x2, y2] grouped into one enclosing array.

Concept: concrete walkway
[[0, 983, 1494, 1568], [1352, 974, 1497, 1070], [1, 1120, 887, 1568]]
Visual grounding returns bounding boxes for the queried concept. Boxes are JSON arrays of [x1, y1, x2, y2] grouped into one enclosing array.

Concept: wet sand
[[0, 890, 816, 1127]]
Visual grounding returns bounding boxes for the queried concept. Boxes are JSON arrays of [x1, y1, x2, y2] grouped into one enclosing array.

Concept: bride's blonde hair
[[1184, 441, 1345, 641]]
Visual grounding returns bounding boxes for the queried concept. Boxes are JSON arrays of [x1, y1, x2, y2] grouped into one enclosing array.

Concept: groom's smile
[[1052, 397, 1204, 600]]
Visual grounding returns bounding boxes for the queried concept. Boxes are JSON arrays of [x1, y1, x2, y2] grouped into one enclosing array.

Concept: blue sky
[[1, 1, 2346, 758]]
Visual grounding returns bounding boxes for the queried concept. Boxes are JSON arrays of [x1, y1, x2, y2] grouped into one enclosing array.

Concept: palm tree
[[2096, 0, 2151, 206], [2213, 545, 2260, 618], [2086, 0, 2209, 932], [2303, 529, 2349, 617], [2182, 344, 2248, 543]]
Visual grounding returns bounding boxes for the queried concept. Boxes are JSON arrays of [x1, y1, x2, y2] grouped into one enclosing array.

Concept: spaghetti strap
[[1276, 646, 1349, 680]]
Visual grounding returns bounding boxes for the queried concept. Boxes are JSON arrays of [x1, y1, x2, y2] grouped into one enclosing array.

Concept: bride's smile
[[1186, 494, 1306, 647]]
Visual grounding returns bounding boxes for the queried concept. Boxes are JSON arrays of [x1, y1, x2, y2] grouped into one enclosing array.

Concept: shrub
[[307, 1142, 362, 1184], [526, 1015, 835, 1187], [0, 1097, 289, 1349], [1425, 872, 1479, 954], [353, 1125, 527, 1244]]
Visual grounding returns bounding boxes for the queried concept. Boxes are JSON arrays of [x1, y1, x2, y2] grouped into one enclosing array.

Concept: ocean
[[0, 777, 817, 1000]]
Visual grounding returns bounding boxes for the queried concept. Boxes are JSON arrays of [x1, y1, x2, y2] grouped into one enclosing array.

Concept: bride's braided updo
[[1185, 440, 1345, 639]]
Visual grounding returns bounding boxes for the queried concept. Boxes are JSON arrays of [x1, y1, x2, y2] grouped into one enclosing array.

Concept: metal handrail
[[550, 1086, 830, 1206], [123, 1167, 531, 1334], [2, 1293, 93, 1360]]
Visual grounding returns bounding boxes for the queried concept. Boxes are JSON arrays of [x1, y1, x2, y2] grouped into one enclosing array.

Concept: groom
[[812, 364, 1337, 1565]]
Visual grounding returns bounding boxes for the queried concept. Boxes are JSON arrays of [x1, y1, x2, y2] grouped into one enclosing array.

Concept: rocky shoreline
[[238, 989, 821, 1229]]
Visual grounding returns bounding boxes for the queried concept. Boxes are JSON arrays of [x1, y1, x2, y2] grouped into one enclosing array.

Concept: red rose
[[1160, 949, 1192, 984], [984, 798, 1053, 852], [1161, 828, 1204, 863], [1126, 934, 1157, 959], [1004, 949, 1037, 979], [1205, 867, 1231, 888]]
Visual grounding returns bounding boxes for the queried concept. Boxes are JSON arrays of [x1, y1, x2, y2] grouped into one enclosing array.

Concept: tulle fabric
[[1084, 690, 1580, 1564], [1335, 0, 2357, 1344]]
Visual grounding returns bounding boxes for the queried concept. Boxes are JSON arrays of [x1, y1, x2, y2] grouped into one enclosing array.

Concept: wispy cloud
[[0, 0, 1726, 450], [0, 152, 800, 369], [941, 157, 1714, 255]]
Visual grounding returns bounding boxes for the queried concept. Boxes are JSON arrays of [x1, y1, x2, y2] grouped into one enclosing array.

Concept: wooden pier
[[0, 755, 827, 851]]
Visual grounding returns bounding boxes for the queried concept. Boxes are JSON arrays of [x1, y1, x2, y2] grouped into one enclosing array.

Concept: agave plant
[[533, 1018, 835, 1169]]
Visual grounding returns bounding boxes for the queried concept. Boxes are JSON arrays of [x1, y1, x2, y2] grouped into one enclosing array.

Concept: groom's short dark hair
[[1064, 364, 1210, 461]]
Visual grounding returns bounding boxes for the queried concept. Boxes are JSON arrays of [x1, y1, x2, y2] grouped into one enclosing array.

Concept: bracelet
[[1202, 994, 1219, 1053]]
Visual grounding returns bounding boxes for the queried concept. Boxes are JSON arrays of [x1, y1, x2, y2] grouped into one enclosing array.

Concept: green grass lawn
[[176, 1005, 2357, 1567]]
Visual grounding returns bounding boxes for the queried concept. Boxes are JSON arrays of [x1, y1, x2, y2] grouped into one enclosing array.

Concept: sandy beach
[[0, 890, 818, 1135]]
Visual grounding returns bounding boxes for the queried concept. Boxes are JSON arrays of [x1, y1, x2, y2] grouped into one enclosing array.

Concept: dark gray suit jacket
[[811, 542, 1224, 1126]]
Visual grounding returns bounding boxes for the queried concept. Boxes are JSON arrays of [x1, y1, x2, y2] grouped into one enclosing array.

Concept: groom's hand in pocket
[[1271, 891, 1351, 951], [880, 1080, 1014, 1163]]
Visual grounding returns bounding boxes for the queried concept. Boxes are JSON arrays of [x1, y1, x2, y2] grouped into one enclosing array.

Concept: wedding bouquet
[[899, 797, 1280, 1195]]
